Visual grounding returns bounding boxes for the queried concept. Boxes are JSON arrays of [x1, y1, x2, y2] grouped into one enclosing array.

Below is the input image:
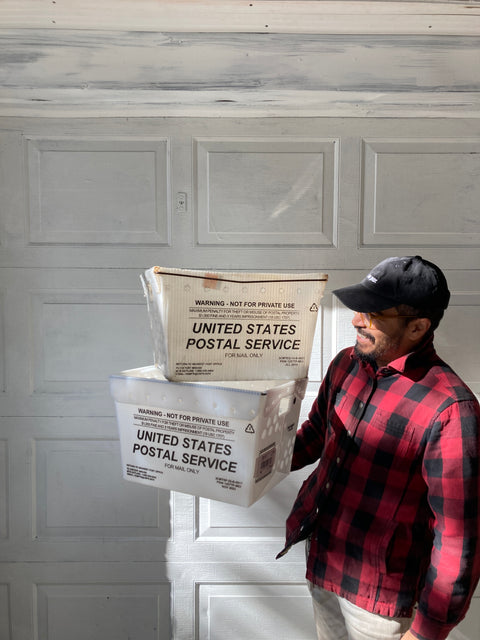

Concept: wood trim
[[1, 1, 480, 36], [2, 89, 479, 119]]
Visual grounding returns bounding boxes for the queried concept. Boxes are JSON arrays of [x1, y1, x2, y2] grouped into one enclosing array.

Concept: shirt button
[[358, 401, 364, 409], [325, 482, 331, 489], [336, 457, 341, 464]]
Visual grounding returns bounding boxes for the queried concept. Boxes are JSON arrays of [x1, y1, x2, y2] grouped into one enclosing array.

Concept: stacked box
[[110, 367, 308, 506], [111, 268, 327, 506], [141, 267, 327, 381]]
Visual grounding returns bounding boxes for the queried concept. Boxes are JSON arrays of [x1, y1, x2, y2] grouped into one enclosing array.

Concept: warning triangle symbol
[[245, 424, 255, 434], [310, 303, 319, 312]]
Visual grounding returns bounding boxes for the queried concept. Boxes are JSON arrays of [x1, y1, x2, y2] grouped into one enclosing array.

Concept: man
[[278, 256, 480, 640]]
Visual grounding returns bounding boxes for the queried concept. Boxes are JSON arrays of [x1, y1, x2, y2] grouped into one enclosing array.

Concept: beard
[[354, 328, 404, 367], [354, 342, 377, 366]]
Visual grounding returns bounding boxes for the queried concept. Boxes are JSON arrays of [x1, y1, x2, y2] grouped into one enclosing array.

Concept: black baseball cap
[[332, 256, 450, 312]]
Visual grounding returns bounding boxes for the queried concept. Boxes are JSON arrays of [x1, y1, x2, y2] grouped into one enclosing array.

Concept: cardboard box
[[141, 267, 327, 381], [110, 366, 308, 506]]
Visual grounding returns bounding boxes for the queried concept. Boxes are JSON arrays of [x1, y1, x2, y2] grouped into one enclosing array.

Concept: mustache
[[357, 329, 375, 344]]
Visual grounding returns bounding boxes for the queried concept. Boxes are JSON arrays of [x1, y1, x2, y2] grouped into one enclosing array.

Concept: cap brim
[[332, 283, 398, 312]]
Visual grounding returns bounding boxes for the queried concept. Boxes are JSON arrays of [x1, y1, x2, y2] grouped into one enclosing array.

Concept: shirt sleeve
[[290, 391, 326, 470], [290, 353, 343, 471], [410, 399, 480, 640]]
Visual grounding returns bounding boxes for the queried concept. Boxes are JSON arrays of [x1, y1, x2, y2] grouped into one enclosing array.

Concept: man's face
[[352, 308, 415, 367]]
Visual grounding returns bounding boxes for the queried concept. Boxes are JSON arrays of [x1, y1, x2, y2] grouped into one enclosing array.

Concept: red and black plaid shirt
[[279, 337, 480, 640]]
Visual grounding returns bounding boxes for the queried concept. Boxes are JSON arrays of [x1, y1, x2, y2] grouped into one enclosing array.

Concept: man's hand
[[401, 631, 417, 640]]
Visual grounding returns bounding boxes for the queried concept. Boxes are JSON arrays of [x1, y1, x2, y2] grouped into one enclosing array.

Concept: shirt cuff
[[410, 611, 457, 640]]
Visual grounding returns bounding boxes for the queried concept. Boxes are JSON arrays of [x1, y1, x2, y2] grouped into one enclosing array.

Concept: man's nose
[[352, 311, 367, 327]]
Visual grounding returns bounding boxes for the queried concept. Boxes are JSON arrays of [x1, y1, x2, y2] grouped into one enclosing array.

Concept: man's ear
[[407, 317, 431, 341]]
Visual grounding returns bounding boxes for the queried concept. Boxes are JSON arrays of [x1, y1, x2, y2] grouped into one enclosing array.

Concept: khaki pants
[[308, 582, 413, 640]]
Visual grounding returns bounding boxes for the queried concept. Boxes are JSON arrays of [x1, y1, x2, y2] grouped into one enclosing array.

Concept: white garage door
[[0, 113, 479, 640]]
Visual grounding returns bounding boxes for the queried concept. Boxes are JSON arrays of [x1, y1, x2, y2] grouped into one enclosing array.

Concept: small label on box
[[254, 444, 276, 483]]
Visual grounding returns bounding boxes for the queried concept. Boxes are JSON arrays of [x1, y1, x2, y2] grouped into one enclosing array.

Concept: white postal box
[[142, 267, 327, 381], [110, 366, 308, 506]]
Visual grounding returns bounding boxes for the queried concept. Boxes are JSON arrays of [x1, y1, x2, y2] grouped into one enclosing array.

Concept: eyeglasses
[[358, 311, 419, 328]]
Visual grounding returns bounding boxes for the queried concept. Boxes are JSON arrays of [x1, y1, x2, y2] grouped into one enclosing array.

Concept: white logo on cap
[[367, 274, 378, 283]]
